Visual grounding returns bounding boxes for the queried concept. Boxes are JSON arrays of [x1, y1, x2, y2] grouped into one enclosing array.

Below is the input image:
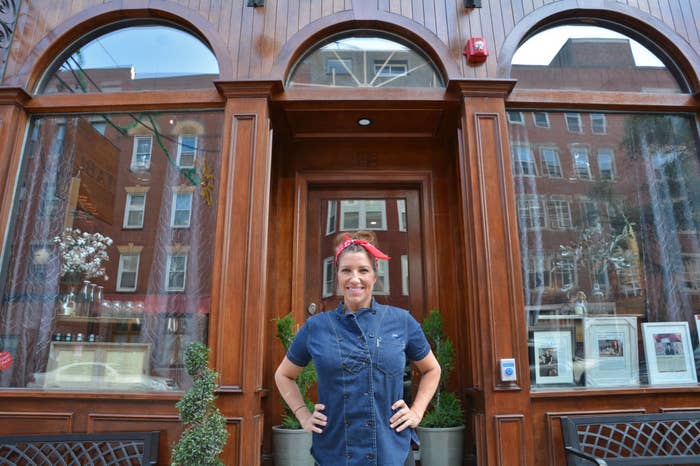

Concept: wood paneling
[[494, 415, 526, 466], [0, 411, 73, 434], [1, 1, 698, 90]]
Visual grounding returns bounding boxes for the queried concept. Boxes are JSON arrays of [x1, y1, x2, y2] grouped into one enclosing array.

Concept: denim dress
[[287, 300, 431, 466]]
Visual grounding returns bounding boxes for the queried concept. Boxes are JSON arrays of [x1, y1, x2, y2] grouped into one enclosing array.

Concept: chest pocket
[[376, 335, 406, 377], [339, 338, 369, 374]]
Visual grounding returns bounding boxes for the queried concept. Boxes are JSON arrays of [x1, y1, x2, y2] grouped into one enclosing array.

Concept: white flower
[[53, 227, 113, 280]]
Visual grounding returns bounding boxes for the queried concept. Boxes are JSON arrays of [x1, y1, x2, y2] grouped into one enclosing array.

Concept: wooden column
[[450, 80, 533, 466], [211, 81, 282, 466], [0, 87, 30, 256]]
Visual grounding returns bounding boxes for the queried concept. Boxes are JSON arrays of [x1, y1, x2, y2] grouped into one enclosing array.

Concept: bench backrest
[[561, 412, 700, 466], [0, 431, 160, 466]]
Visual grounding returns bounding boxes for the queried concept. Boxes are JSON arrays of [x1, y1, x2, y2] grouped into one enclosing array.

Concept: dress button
[[347, 453, 353, 459], [364, 392, 369, 396], [367, 453, 375, 459], [344, 393, 350, 399]]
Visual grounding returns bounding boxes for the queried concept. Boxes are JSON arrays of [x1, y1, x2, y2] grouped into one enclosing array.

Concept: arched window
[[507, 22, 700, 389], [38, 21, 220, 94], [511, 23, 686, 93], [287, 30, 444, 88], [0, 20, 223, 393]]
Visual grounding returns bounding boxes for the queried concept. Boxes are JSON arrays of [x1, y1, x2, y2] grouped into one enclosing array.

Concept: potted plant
[[171, 342, 229, 466], [417, 309, 465, 466], [272, 313, 317, 466]]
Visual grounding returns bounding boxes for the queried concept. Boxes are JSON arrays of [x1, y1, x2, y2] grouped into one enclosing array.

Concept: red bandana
[[334, 234, 391, 265]]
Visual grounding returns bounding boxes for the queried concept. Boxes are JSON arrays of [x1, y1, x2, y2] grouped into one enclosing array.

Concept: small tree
[[275, 313, 316, 429], [171, 342, 229, 466], [420, 309, 464, 428]]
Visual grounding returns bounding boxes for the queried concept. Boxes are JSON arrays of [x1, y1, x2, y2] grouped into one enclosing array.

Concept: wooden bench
[[0, 431, 159, 465], [560, 412, 700, 465]]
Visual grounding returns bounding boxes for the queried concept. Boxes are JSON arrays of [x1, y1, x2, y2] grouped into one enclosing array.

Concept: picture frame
[[642, 322, 697, 385], [584, 316, 639, 387], [533, 329, 575, 385]]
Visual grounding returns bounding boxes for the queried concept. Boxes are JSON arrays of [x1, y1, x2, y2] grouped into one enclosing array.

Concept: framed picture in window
[[584, 317, 639, 387], [533, 329, 575, 386], [642, 322, 697, 385]]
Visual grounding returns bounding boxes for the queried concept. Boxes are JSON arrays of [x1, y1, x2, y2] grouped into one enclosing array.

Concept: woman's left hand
[[389, 399, 422, 432]]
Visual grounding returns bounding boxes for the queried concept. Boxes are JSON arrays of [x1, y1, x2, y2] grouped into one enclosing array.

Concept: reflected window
[[177, 135, 197, 169], [591, 114, 607, 135], [322, 257, 335, 298], [166, 252, 188, 292], [508, 111, 525, 125], [340, 200, 387, 230], [0, 110, 223, 392], [509, 111, 700, 389], [541, 148, 562, 178], [397, 200, 407, 232], [123, 191, 147, 229], [373, 260, 390, 296], [117, 253, 140, 292], [326, 200, 337, 235], [38, 23, 219, 94], [565, 113, 582, 133], [131, 136, 152, 171], [288, 31, 444, 88], [511, 24, 685, 93], [533, 112, 550, 128], [401, 255, 409, 296], [513, 146, 537, 176]]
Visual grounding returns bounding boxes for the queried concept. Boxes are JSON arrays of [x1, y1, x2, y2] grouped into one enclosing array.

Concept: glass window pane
[[512, 24, 684, 93], [288, 31, 444, 88], [39, 24, 219, 94], [509, 111, 700, 389], [0, 111, 223, 392]]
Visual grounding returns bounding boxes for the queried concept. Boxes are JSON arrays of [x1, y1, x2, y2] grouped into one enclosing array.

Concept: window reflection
[[509, 111, 700, 388], [0, 110, 223, 391], [288, 32, 444, 88], [39, 24, 219, 94], [512, 25, 684, 93]]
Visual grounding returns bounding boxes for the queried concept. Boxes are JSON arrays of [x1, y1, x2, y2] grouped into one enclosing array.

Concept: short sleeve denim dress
[[287, 299, 431, 466]]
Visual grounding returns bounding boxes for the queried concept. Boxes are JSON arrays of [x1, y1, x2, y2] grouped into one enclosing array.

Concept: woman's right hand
[[299, 403, 327, 433]]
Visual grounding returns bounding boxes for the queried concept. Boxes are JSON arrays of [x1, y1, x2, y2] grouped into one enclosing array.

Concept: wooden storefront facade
[[0, 1, 699, 465]]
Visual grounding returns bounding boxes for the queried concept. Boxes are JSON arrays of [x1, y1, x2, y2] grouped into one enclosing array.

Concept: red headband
[[334, 234, 391, 265]]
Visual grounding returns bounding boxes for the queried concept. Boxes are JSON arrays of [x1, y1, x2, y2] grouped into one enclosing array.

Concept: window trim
[[123, 192, 147, 229], [130, 135, 153, 171], [116, 253, 140, 292], [176, 134, 198, 169], [171, 190, 194, 228], [165, 252, 188, 292]]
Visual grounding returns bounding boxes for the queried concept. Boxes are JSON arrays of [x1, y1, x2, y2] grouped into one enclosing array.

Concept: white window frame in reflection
[[123, 192, 147, 229], [322, 256, 334, 298], [326, 200, 337, 235], [171, 190, 194, 228], [565, 113, 583, 133], [597, 148, 616, 180], [117, 253, 140, 292], [547, 196, 573, 230], [533, 112, 550, 128], [373, 260, 390, 296], [507, 111, 525, 125], [131, 136, 153, 171], [397, 199, 407, 232], [340, 200, 387, 231], [517, 195, 545, 230], [401, 255, 409, 296], [177, 135, 197, 169], [525, 253, 550, 290], [166, 253, 188, 292], [590, 113, 607, 134], [512, 145, 537, 176], [572, 147, 592, 180], [540, 148, 562, 178]]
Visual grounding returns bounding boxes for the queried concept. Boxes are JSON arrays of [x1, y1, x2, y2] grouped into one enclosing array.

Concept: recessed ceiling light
[[357, 118, 372, 126]]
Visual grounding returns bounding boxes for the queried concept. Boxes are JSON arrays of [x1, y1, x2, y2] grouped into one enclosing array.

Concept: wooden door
[[303, 187, 426, 320]]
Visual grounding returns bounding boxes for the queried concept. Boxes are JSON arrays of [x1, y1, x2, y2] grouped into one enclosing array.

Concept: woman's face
[[337, 250, 377, 313]]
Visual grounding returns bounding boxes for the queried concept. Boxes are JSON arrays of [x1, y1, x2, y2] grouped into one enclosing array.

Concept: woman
[[275, 231, 441, 466]]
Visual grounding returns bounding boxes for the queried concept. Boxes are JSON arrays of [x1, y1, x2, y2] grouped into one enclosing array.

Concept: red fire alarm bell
[[464, 37, 488, 64]]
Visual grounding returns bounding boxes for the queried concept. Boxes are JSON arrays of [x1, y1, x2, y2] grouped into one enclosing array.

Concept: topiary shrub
[[171, 342, 229, 466], [420, 309, 465, 428], [275, 313, 316, 429]]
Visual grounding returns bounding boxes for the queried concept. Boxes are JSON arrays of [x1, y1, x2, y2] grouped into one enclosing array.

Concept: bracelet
[[293, 405, 306, 415]]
